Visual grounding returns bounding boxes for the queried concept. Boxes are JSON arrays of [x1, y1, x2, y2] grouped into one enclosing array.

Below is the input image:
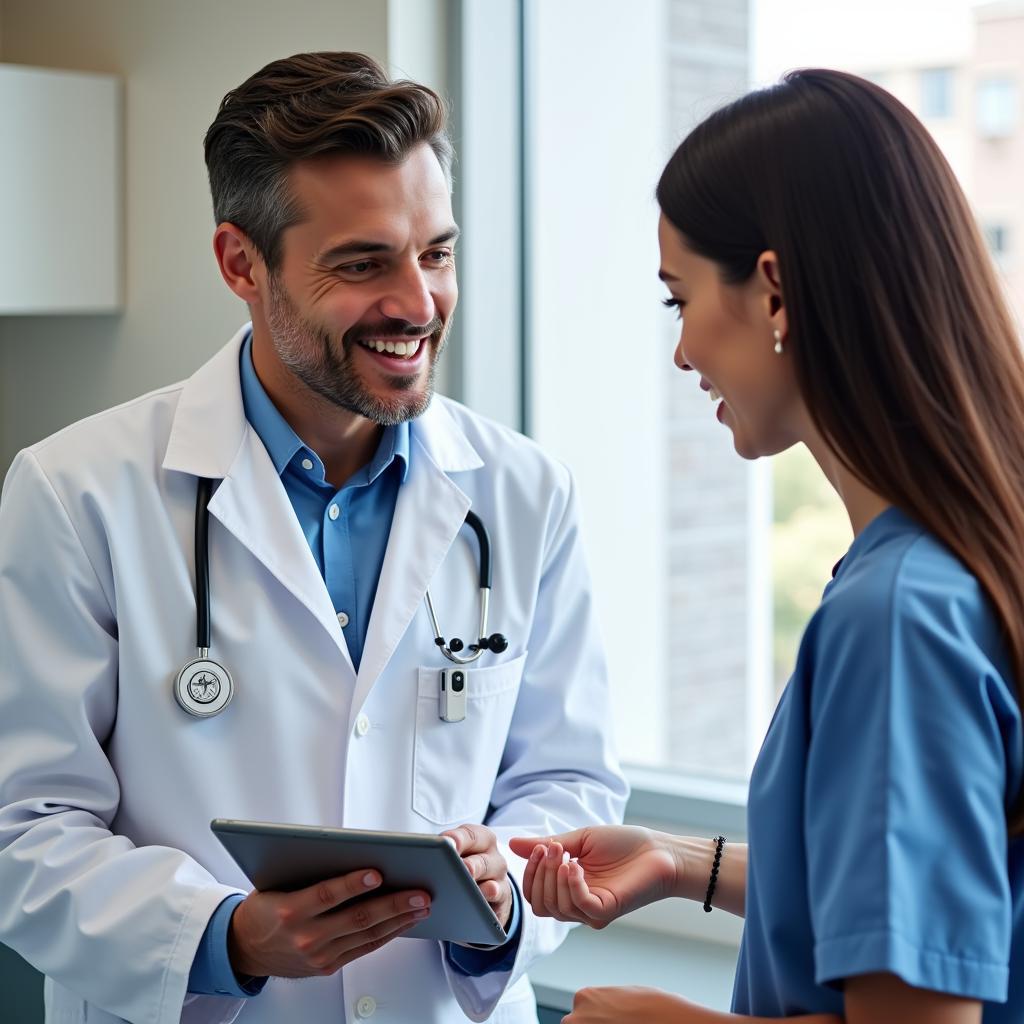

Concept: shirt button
[[328, 503, 340, 521], [301, 457, 314, 471], [337, 611, 350, 628], [356, 995, 376, 1018], [355, 714, 370, 738]]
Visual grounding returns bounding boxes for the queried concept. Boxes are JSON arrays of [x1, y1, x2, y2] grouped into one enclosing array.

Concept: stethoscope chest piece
[[175, 655, 234, 718], [175, 476, 234, 719]]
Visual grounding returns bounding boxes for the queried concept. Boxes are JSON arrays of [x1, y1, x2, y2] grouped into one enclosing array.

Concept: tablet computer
[[210, 818, 508, 947]]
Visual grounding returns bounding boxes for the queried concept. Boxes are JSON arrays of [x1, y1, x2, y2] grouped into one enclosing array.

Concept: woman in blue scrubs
[[511, 68, 1024, 1023]]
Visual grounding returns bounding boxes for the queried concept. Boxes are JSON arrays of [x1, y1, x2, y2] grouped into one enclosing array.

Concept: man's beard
[[265, 274, 447, 427]]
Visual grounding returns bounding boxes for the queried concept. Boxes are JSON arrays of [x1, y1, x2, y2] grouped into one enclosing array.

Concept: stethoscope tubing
[[195, 477, 214, 654], [180, 479, 506, 714], [463, 510, 492, 588]]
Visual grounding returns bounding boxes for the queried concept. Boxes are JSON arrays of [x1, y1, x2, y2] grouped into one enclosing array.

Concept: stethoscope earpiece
[[484, 633, 509, 654]]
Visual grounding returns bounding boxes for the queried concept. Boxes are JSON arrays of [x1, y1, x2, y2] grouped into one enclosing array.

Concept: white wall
[[0, 0, 452, 470]]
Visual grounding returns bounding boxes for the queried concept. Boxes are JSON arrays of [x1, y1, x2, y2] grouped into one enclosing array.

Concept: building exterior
[[860, 1, 1024, 327]]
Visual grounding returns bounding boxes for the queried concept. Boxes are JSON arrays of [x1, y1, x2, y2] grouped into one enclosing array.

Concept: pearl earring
[[773, 329, 784, 355]]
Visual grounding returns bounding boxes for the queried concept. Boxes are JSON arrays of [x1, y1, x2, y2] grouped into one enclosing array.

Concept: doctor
[[0, 51, 627, 1024]]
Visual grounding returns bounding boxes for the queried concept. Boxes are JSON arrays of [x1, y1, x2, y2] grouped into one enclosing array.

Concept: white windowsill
[[529, 919, 739, 1013]]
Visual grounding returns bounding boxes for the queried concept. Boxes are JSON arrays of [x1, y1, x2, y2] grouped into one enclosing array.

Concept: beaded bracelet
[[702, 835, 726, 913]]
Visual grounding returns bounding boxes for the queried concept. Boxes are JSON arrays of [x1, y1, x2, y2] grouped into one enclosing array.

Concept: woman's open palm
[[509, 826, 677, 929]]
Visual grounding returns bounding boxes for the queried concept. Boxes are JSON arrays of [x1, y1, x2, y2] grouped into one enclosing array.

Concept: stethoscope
[[174, 478, 233, 717], [174, 478, 508, 717]]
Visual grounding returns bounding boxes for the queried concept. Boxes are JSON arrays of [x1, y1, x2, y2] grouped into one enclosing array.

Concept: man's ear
[[213, 223, 264, 305], [756, 249, 787, 341]]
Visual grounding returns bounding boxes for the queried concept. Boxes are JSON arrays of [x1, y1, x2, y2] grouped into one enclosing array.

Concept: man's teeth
[[709, 386, 721, 402], [359, 338, 424, 358]]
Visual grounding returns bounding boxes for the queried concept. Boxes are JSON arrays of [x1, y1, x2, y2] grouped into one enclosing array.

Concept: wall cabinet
[[0, 64, 121, 314]]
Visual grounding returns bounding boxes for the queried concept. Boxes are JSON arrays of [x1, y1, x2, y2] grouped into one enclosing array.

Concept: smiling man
[[0, 52, 627, 1024]]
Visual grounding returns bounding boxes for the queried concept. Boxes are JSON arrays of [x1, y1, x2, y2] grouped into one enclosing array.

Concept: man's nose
[[378, 264, 435, 327]]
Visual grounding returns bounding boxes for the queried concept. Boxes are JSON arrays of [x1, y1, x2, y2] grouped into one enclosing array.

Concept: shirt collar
[[239, 331, 409, 484], [370, 415, 410, 484]]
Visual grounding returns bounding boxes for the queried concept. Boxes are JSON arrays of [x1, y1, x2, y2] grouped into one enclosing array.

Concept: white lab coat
[[0, 326, 628, 1024]]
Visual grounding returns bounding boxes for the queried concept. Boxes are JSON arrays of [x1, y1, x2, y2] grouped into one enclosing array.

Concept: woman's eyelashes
[[662, 296, 686, 320]]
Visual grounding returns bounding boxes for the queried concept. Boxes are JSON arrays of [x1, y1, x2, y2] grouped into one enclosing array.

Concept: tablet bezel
[[210, 818, 508, 947]]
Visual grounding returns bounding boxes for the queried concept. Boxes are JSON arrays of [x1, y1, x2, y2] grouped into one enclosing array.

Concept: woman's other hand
[[562, 986, 713, 1023]]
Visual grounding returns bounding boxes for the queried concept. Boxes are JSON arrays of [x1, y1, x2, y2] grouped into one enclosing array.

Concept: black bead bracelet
[[702, 835, 726, 912]]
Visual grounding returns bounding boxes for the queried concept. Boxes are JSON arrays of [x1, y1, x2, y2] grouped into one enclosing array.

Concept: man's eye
[[424, 250, 454, 264], [342, 261, 375, 275]]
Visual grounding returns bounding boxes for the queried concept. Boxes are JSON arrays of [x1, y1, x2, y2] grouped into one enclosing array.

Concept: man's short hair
[[204, 51, 452, 272]]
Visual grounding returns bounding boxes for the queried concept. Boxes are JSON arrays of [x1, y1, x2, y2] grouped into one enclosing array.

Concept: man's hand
[[442, 823, 513, 932], [228, 868, 431, 978]]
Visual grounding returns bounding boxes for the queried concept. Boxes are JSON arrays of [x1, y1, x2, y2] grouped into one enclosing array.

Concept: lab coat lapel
[[209, 431, 355, 673], [162, 324, 354, 672], [350, 400, 483, 720]]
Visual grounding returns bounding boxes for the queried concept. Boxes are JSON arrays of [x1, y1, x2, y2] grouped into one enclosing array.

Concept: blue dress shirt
[[188, 334, 520, 997]]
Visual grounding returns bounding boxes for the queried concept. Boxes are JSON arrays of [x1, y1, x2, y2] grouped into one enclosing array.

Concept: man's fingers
[[315, 912, 423, 973], [294, 868, 382, 918], [466, 848, 507, 884], [443, 822, 490, 854], [463, 851, 486, 879], [314, 889, 430, 948]]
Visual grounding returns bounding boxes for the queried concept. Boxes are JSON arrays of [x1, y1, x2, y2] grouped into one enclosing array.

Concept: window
[[977, 76, 1018, 138], [453, 0, 1022, 813], [984, 223, 1008, 255], [523, 0, 771, 785], [771, 447, 849, 694], [982, 223, 1012, 271], [920, 67, 954, 119]]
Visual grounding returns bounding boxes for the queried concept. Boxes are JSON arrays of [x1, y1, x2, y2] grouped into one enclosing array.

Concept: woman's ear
[[757, 250, 788, 341]]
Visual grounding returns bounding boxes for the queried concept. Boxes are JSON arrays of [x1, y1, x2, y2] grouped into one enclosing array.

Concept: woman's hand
[[562, 986, 713, 1023], [508, 825, 679, 928]]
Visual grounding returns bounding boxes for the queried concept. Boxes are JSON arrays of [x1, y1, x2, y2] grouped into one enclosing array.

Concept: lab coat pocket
[[413, 652, 527, 825]]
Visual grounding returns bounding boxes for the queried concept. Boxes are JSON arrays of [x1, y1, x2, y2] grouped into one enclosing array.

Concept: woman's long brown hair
[[657, 68, 1024, 834]]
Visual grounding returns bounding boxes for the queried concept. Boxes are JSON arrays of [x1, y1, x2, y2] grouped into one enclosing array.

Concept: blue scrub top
[[733, 507, 1024, 1019]]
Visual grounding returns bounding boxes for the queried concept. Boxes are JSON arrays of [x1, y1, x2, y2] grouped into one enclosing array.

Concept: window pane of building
[[977, 76, 1018, 138], [920, 66, 954, 118]]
